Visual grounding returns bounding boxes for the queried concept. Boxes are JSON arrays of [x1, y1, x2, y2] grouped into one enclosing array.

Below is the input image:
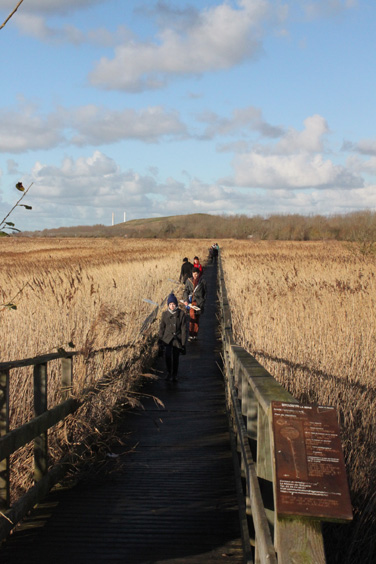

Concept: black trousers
[[165, 344, 180, 377]]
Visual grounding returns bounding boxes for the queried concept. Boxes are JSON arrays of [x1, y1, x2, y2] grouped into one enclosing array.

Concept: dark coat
[[159, 308, 187, 349], [179, 261, 193, 283], [183, 277, 207, 310]]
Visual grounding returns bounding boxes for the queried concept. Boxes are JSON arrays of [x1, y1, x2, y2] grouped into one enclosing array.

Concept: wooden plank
[[228, 381, 277, 564], [275, 517, 326, 564], [0, 352, 75, 371]]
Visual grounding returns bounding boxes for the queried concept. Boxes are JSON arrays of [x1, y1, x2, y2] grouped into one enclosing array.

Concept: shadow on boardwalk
[[1, 262, 244, 563]]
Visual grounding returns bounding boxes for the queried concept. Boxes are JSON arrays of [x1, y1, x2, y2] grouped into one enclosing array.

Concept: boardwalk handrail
[[217, 254, 327, 564], [0, 298, 164, 541]]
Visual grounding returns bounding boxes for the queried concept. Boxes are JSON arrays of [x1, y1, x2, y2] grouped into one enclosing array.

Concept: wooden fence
[[217, 255, 328, 564], [0, 301, 162, 542]]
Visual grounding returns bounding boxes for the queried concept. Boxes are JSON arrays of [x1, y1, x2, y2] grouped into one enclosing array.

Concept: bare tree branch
[[0, 182, 33, 231], [0, 0, 25, 31]]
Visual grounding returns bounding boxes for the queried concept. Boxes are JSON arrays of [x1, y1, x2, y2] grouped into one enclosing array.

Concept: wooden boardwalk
[[0, 262, 244, 563]]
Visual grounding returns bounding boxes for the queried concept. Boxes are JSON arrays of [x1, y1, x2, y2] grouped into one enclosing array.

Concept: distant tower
[[112, 212, 114, 226], [124, 211, 126, 223]]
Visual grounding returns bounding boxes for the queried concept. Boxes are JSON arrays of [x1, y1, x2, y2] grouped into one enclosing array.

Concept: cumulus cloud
[[232, 152, 362, 189], [89, 0, 273, 91], [30, 151, 157, 200], [0, 0, 131, 45], [69, 105, 187, 145], [14, 13, 133, 46], [228, 114, 363, 190], [342, 138, 376, 156], [0, 101, 64, 153], [197, 106, 284, 140], [273, 114, 329, 154], [0, 100, 188, 153]]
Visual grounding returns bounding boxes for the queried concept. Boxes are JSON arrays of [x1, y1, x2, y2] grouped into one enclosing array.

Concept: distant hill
[[19, 210, 376, 241], [22, 214, 238, 239]]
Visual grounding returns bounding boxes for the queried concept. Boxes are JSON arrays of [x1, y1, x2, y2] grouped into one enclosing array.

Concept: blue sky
[[0, 0, 375, 230]]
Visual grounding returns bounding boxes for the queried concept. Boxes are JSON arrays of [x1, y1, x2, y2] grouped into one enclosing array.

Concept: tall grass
[[221, 239, 376, 563], [0, 237, 210, 502]]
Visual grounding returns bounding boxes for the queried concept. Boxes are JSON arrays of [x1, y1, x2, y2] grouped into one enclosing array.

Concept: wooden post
[[34, 363, 48, 482], [257, 404, 275, 539], [268, 407, 326, 563], [0, 369, 10, 509], [61, 357, 73, 400]]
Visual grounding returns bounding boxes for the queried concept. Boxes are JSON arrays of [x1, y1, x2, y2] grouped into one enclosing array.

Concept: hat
[[183, 257, 188, 262], [192, 267, 200, 273], [167, 293, 178, 306]]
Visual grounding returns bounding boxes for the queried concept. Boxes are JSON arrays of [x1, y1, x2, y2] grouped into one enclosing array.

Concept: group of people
[[158, 255, 207, 382], [208, 243, 219, 263]]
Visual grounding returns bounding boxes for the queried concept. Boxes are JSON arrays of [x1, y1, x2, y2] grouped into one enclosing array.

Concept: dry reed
[[0, 237, 210, 503], [221, 239, 376, 564]]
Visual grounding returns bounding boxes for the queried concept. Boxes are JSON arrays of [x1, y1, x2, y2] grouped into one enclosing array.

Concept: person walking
[[183, 267, 206, 341], [192, 256, 203, 278], [179, 257, 193, 284], [158, 293, 187, 381]]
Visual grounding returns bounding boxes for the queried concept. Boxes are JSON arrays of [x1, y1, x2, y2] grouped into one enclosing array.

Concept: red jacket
[[193, 261, 203, 276]]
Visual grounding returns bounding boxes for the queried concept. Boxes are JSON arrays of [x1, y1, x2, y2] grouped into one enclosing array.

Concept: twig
[[0, 0, 25, 31], [0, 182, 33, 230]]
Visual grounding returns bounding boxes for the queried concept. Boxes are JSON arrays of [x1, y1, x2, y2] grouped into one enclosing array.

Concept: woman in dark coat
[[183, 267, 206, 341], [158, 293, 187, 381], [179, 257, 193, 283]]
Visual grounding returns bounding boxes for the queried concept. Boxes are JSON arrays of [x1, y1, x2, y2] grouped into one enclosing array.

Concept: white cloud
[[342, 138, 376, 156], [227, 114, 363, 189], [232, 152, 362, 189], [26, 152, 160, 208], [13, 13, 133, 46], [70, 105, 187, 145], [197, 106, 284, 140], [0, 100, 187, 153], [89, 0, 273, 91], [273, 114, 329, 154], [0, 101, 64, 153]]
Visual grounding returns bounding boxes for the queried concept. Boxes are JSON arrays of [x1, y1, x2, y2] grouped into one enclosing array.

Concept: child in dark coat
[[158, 293, 187, 381]]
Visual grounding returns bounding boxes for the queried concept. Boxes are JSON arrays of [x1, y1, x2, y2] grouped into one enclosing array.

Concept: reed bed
[[221, 239, 376, 564], [0, 237, 210, 502]]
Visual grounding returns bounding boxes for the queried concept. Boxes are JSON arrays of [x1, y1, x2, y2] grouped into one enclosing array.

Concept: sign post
[[271, 401, 353, 522]]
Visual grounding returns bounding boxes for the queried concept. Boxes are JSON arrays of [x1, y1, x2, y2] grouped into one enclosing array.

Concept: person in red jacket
[[183, 267, 206, 340], [192, 256, 203, 278]]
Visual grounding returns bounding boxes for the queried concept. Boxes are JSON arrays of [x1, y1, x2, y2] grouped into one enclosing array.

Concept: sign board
[[272, 401, 353, 521]]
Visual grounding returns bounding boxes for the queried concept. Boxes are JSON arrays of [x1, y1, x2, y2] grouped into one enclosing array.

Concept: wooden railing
[[0, 301, 163, 541], [217, 255, 327, 564]]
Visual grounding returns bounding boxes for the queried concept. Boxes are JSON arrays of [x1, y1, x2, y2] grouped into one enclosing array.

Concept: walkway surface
[[0, 261, 244, 563]]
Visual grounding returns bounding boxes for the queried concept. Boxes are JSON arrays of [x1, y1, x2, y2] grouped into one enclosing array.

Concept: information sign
[[272, 402, 353, 521]]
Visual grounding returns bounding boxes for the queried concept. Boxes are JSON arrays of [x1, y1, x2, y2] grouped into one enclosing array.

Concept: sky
[[0, 0, 376, 231]]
